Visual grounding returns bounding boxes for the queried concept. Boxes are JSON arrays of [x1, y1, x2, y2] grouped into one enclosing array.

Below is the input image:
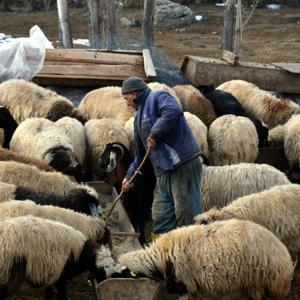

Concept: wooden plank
[[143, 49, 157, 79], [38, 64, 146, 78], [181, 55, 300, 94], [45, 49, 144, 65], [272, 62, 300, 74]]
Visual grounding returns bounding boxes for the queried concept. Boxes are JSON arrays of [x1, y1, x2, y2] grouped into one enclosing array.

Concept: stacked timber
[[33, 49, 156, 87]]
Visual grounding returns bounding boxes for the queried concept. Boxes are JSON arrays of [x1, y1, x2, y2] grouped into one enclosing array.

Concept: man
[[121, 76, 202, 236]]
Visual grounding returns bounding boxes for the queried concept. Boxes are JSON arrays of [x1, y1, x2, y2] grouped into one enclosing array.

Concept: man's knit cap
[[121, 76, 148, 94]]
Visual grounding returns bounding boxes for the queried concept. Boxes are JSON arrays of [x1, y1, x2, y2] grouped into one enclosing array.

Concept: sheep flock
[[0, 78, 299, 299]]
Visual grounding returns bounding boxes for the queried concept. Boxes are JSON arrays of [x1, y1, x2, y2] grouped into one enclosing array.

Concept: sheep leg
[[55, 280, 68, 300], [45, 286, 54, 300]]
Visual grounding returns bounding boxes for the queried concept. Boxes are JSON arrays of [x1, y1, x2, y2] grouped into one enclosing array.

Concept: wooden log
[[44, 49, 144, 65], [181, 55, 300, 94]]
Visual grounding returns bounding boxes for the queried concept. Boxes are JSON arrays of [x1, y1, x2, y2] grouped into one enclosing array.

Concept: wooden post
[[56, 0, 73, 48], [105, 0, 117, 49], [87, 0, 101, 49], [222, 0, 236, 52], [142, 0, 156, 47]]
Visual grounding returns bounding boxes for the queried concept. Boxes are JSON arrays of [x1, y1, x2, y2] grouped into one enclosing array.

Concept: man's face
[[123, 92, 138, 110]]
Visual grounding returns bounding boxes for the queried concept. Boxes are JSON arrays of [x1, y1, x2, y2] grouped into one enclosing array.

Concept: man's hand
[[147, 136, 156, 149], [122, 178, 134, 192]]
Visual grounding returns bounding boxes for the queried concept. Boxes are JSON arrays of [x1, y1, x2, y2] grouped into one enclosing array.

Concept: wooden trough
[[85, 181, 160, 300], [33, 48, 157, 87]]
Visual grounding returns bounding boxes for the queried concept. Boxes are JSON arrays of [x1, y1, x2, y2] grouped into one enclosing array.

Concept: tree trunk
[[57, 0, 73, 48], [222, 0, 236, 52], [0, 0, 10, 11], [105, 0, 117, 49], [86, 0, 101, 48], [142, 0, 156, 47]]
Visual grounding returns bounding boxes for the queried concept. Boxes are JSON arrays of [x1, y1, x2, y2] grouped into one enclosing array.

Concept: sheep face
[[98, 143, 125, 172], [44, 146, 83, 181], [91, 245, 139, 284]]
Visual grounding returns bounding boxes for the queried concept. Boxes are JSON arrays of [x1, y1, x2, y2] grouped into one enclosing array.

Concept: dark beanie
[[121, 76, 148, 94]]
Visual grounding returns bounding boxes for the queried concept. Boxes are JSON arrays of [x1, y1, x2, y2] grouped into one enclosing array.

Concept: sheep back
[[208, 115, 258, 165], [201, 163, 290, 211], [173, 84, 217, 126]]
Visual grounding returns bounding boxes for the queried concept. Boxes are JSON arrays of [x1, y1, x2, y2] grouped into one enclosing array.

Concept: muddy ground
[[1, 3, 300, 300]]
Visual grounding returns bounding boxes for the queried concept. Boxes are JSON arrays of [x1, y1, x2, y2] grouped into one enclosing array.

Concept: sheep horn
[[89, 203, 100, 217], [104, 151, 117, 172], [111, 143, 125, 159]]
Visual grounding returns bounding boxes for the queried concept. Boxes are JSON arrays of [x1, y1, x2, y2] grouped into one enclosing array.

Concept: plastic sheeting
[[0, 25, 54, 82]]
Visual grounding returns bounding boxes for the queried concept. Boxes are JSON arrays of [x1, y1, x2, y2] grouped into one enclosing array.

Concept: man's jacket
[[126, 88, 202, 177]]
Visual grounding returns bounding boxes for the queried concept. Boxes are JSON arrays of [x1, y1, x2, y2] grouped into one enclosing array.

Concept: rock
[[155, 0, 194, 28], [120, 17, 140, 28]]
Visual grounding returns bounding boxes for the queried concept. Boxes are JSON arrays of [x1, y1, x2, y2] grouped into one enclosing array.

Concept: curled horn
[[111, 143, 125, 158], [105, 151, 117, 172]]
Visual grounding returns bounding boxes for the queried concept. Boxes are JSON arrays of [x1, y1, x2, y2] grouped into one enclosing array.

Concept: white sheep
[[208, 114, 258, 165], [183, 112, 208, 157], [0, 215, 128, 298], [0, 79, 77, 124], [55, 116, 87, 168], [119, 219, 294, 299], [217, 79, 300, 129], [173, 84, 217, 127], [84, 118, 130, 179], [195, 184, 300, 260], [124, 116, 135, 155], [201, 163, 290, 211], [77, 86, 135, 125], [268, 123, 286, 147], [10, 117, 82, 180]]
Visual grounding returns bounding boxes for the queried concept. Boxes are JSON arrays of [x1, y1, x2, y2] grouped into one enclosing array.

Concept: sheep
[[0, 79, 79, 124], [0, 147, 57, 173], [183, 112, 208, 157], [0, 161, 101, 215], [268, 124, 286, 147], [283, 115, 300, 182], [208, 115, 259, 165], [172, 84, 217, 127], [217, 79, 300, 129], [124, 116, 135, 155], [201, 163, 290, 211], [55, 116, 87, 168], [148, 82, 182, 109], [0, 106, 18, 148], [0, 128, 4, 147], [195, 183, 300, 260], [10, 117, 83, 181], [77, 86, 135, 125], [0, 215, 132, 299], [84, 118, 130, 179], [119, 219, 294, 299], [202, 88, 269, 147]]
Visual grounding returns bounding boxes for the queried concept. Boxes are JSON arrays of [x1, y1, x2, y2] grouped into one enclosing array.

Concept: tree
[[222, 0, 236, 52], [142, 0, 156, 47], [0, 0, 10, 11], [86, 0, 101, 48], [105, 0, 117, 49], [57, 0, 73, 48]]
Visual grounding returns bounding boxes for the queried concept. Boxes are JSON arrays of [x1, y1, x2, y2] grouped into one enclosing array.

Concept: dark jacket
[[126, 88, 201, 177]]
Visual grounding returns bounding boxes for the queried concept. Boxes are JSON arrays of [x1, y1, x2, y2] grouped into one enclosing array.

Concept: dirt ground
[[1, 3, 300, 300]]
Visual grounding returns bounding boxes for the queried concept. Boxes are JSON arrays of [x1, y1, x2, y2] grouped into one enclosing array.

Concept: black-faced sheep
[[217, 79, 300, 129], [0, 216, 133, 299], [0, 79, 79, 124], [172, 84, 217, 127], [203, 88, 269, 147], [201, 163, 290, 211], [195, 183, 300, 260], [208, 114, 259, 165], [10, 117, 83, 181], [77, 86, 135, 125], [119, 219, 294, 299], [0, 161, 101, 215], [0, 106, 18, 148], [84, 118, 130, 180]]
